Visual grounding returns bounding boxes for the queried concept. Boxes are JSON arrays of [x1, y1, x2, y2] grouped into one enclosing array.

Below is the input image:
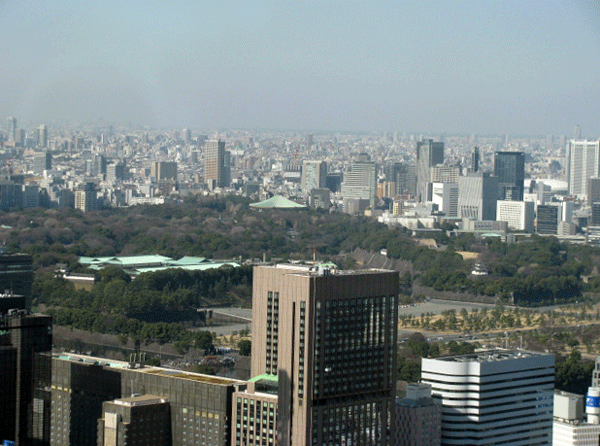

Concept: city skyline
[[1, 1, 599, 135]]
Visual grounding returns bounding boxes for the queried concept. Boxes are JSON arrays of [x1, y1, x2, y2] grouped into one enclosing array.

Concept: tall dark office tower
[[471, 146, 480, 172], [252, 265, 399, 446], [537, 204, 559, 234], [205, 140, 230, 190], [0, 252, 33, 302], [0, 295, 52, 446], [416, 139, 444, 202], [494, 151, 525, 201], [385, 162, 416, 196]]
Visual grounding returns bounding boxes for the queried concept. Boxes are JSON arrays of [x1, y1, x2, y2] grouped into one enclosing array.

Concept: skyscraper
[[38, 125, 48, 149], [205, 140, 230, 190], [7, 117, 17, 142], [33, 152, 52, 175], [150, 161, 178, 182], [422, 350, 554, 446], [494, 151, 525, 201], [416, 139, 444, 202], [301, 160, 327, 192], [251, 264, 399, 446], [471, 146, 480, 173], [567, 140, 600, 200]]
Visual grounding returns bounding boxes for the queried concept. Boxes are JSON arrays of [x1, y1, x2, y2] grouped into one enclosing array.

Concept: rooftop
[[433, 349, 542, 363]]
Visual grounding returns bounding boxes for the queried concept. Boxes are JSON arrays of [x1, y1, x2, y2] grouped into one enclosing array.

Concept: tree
[[238, 339, 251, 356]]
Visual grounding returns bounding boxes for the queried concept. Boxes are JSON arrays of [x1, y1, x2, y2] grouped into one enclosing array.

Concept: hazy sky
[[1, 1, 599, 135]]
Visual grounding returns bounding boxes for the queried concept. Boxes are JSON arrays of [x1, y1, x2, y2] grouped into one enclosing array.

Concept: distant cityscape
[[1, 119, 599, 244]]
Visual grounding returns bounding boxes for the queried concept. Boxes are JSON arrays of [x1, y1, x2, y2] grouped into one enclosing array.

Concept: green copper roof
[[249, 373, 279, 383], [250, 195, 307, 209]]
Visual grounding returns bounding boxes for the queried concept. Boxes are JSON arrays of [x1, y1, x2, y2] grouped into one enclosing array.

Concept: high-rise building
[[431, 182, 458, 217], [416, 139, 444, 202], [384, 163, 416, 197], [98, 395, 171, 446], [38, 125, 48, 148], [342, 153, 377, 209], [421, 350, 554, 446], [494, 151, 525, 201], [205, 140, 230, 190], [301, 160, 327, 192], [7, 117, 16, 142], [0, 296, 52, 446], [567, 140, 600, 200], [150, 161, 178, 182], [251, 264, 399, 446], [85, 155, 106, 178], [574, 125, 582, 140], [74, 183, 99, 212], [588, 178, 600, 206], [182, 128, 192, 145], [430, 165, 461, 184], [457, 173, 498, 221], [470, 147, 480, 173]]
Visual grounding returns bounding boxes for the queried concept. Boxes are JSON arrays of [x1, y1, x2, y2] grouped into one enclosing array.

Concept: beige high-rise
[[251, 264, 399, 446]]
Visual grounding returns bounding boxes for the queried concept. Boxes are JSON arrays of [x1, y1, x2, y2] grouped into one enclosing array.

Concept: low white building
[[497, 200, 535, 232]]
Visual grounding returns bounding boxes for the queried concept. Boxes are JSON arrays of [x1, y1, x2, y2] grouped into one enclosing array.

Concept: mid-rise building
[[421, 350, 554, 446], [537, 204, 559, 234], [567, 140, 600, 200], [301, 161, 327, 192], [98, 395, 171, 446], [395, 384, 441, 446], [0, 252, 33, 300], [251, 264, 399, 446], [458, 173, 498, 221], [497, 200, 535, 233], [231, 380, 278, 446], [74, 183, 99, 212], [150, 161, 178, 182], [342, 153, 377, 209]]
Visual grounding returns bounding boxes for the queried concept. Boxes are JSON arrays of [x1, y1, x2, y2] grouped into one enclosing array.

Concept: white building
[[421, 350, 554, 446], [432, 182, 458, 217], [567, 140, 600, 200], [496, 200, 535, 232]]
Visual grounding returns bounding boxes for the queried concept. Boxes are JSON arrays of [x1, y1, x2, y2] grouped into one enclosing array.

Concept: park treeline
[[8, 198, 600, 310], [33, 265, 253, 352]]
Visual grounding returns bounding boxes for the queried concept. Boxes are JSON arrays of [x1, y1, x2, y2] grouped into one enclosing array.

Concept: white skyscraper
[[342, 153, 377, 209], [567, 140, 600, 200], [422, 350, 554, 446]]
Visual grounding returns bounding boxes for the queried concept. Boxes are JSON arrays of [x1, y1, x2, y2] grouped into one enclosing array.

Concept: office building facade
[[395, 384, 441, 446], [567, 140, 600, 200], [421, 350, 554, 446], [150, 161, 178, 182], [0, 296, 52, 446], [458, 173, 498, 221], [252, 264, 399, 446], [416, 140, 444, 202], [497, 200, 535, 233], [494, 151, 525, 201], [342, 154, 377, 209], [301, 161, 327, 192], [537, 204, 559, 235]]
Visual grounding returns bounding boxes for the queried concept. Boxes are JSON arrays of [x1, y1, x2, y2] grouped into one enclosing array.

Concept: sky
[[1, 0, 599, 136]]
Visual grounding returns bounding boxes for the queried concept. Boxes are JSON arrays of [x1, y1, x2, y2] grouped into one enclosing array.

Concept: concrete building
[[231, 379, 278, 446], [421, 350, 554, 446], [0, 295, 52, 446], [205, 140, 229, 190], [38, 125, 48, 148], [494, 151, 525, 201], [416, 139, 444, 202], [458, 173, 498, 221], [251, 264, 399, 446], [301, 160, 327, 192], [150, 161, 178, 182], [74, 183, 99, 212], [395, 384, 441, 446], [567, 140, 600, 200], [342, 154, 377, 209], [431, 182, 458, 217], [309, 188, 330, 209], [33, 152, 52, 175], [537, 204, 559, 235], [430, 165, 460, 184], [496, 200, 535, 233], [553, 390, 600, 446], [98, 395, 171, 446]]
